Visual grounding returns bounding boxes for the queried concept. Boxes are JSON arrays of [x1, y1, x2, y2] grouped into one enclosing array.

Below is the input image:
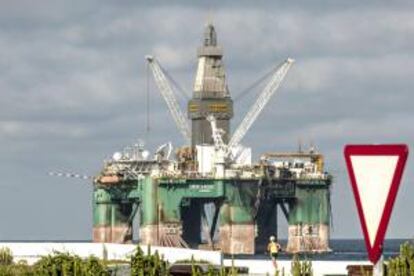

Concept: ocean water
[[1, 239, 411, 261], [247, 239, 411, 261]]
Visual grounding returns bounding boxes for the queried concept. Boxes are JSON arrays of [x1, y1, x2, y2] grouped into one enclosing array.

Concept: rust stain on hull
[[93, 225, 131, 243], [286, 224, 330, 253], [219, 224, 255, 254]]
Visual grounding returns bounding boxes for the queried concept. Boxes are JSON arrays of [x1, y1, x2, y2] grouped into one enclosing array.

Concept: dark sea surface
[[245, 239, 412, 261], [1, 239, 411, 261]]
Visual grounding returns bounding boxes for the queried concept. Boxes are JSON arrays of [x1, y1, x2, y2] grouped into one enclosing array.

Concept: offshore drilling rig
[[92, 24, 332, 254]]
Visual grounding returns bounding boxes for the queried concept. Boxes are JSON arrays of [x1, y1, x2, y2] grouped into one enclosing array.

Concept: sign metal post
[[373, 252, 383, 276]]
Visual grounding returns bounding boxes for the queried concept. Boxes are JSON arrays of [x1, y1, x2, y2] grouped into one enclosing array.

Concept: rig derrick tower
[[188, 24, 233, 146]]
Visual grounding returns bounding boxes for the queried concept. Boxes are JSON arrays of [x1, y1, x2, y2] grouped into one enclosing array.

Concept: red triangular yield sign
[[344, 144, 408, 264]]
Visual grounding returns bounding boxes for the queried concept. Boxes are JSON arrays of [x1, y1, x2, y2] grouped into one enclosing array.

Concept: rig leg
[[219, 184, 255, 254], [139, 177, 161, 245], [286, 186, 330, 252], [93, 187, 132, 243], [139, 177, 187, 248]]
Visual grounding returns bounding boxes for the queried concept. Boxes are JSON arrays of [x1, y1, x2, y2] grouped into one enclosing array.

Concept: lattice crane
[[206, 115, 227, 153], [228, 58, 294, 151], [146, 55, 191, 144]]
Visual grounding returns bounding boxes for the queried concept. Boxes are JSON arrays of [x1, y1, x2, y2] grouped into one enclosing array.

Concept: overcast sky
[[0, 1, 413, 241]]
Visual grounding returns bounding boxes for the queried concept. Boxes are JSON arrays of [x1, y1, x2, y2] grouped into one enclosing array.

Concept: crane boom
[[228, 58, 294, 150], [146, 55, 191, 144]]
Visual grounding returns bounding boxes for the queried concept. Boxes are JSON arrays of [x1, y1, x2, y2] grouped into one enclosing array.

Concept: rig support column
[[93, 187, 132, 243], [139, 177, 185, 247], [139, 177, 161, 245], [286, 183, 331, 252], [219, 182, 255, 254]]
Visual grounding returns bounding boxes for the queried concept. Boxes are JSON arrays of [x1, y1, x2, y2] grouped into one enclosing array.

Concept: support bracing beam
[[209, 201, 221, 246], [119, 202, 140, 243], [252, 177, 265, 219], [279, 202, 290, 221], [201, 207, 213, 248]]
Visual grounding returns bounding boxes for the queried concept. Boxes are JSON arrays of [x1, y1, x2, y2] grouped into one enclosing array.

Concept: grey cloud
[[0, 1, 413, 240]]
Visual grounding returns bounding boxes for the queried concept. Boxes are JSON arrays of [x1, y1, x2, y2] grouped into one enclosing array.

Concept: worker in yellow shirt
[[267, 235, 282, 268]]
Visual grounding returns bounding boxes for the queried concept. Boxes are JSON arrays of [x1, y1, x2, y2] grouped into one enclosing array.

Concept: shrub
[[291, 254, 313, 276], [0, 247, 13, 265], [274, 267, 285, 276], [34, 251, 108, 275], [130, 245, 169, 276], [386, 242, 414, 276], [0, 259, 33, 276]]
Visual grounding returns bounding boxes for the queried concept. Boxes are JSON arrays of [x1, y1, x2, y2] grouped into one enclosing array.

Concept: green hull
[[92, 175, 331, 254]]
